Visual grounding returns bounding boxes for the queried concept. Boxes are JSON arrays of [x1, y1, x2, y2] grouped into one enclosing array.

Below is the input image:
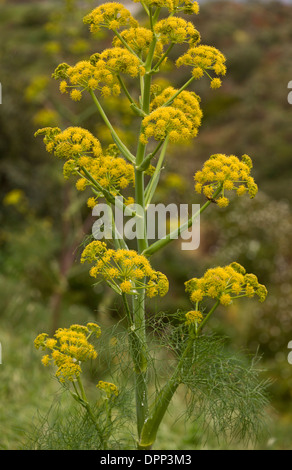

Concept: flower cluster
[[34, 323, 101, 383], [131, 0, 199, 15], [185, 310, 203, 325], [150, 87, 203, 135], [35, 126, 134, 201], [52, 61, 120, 101], [112, 27, 163, 60], [83, 2, 138, 34], [185, 262, 268, 307], [35, 126, 103, 159], [172, 0, 199, 14], [194, 153, 258, 207], [154, 17, 200, 45], [81, 241, 169, 298], [53, 47, 145, 101], [97, 380, 119, 398], [140, 106, 198, 144], [176, 45, 226, 88], [91, 47, 145, 78], [76, 153, 135, 199]]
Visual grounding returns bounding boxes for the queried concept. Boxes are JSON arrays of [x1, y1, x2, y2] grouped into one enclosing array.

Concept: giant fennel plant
[[34, 0, 269, 450]]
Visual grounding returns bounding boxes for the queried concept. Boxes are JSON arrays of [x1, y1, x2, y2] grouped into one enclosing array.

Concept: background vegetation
[[1, 0, 292, 449]]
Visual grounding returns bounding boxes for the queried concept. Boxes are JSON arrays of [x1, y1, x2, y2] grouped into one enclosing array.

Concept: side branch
[[89, 90, 136, 164], [142, 184, 223, 257]]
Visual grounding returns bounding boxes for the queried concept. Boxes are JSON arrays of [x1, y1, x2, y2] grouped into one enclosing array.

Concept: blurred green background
[[1, 0, 292, 449]]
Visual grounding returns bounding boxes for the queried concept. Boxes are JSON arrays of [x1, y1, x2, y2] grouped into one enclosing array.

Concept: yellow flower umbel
[[185, 310, 203, 325], [185, 262, 267, 308], [140, 106, 198, 144], [53, 45, 146, 101], [81, 241, 169, 298], [52, 59, 121, 101], [150, 87, 203, 137], [76, 152, 135, 197], [35, 126, 103, 160], [194, 153, 258, 207], [35, 126, 134, 202], [112, 27, 163, 61], [91, 47, 145, 78], [176, 45, 226, 87], [172, 0, 199, 14], [34, 323, 101, 383], [154, 17, 200, 45], [83, 2, 138, 34], [97, 380, 119, 398], [131, 0, 199, 15]]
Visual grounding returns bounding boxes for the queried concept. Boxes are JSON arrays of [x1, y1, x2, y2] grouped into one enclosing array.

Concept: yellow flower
[[185, 310, 203, 325], [35, 126, 134, 199], [81, 242, 169, 298], [141, 106, 196, 144], [210, 78, 222, 89], [131, 0, 199, 15], [219, 293, 232, 305], [52, 59, 121, 100], [75, 178, 87, 191], [70, 89, 82, 101], [87, 197, 97, 209], [41, 355, 51, 366], [34, 333, 48, 350], [87, 322, 102, 338], [34, 323, 101, 383], [120, 280, 132, 293], [45, 338, 57, 350], [190, 289, 204, 303], [217, 196, 229, 208], [176, 45, 226, 85], [59, 80, 68, 94], [95, 47, 144, 78], [83, 3, 138, 34], [185, 263, 267, 307], [97, 380, 119, 398], [150, 87, 203, 138], [173, 0, 199, 14], [154, 17, 200, 45], [35, 126, 103, 161], [113, 27, 163, 60], [194, 153, 258, 205]]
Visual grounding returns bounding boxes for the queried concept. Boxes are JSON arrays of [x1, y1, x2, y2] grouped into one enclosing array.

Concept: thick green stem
[[130, 58, 157, 438], [135, 72, 152, 253], [122, 292, 149, 438], [138, 332, 196, 449], [132, 292, 149, 437], [133, 144, 149, 436], [138, 297, 220, 450], [138, 379, 179, 449]]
